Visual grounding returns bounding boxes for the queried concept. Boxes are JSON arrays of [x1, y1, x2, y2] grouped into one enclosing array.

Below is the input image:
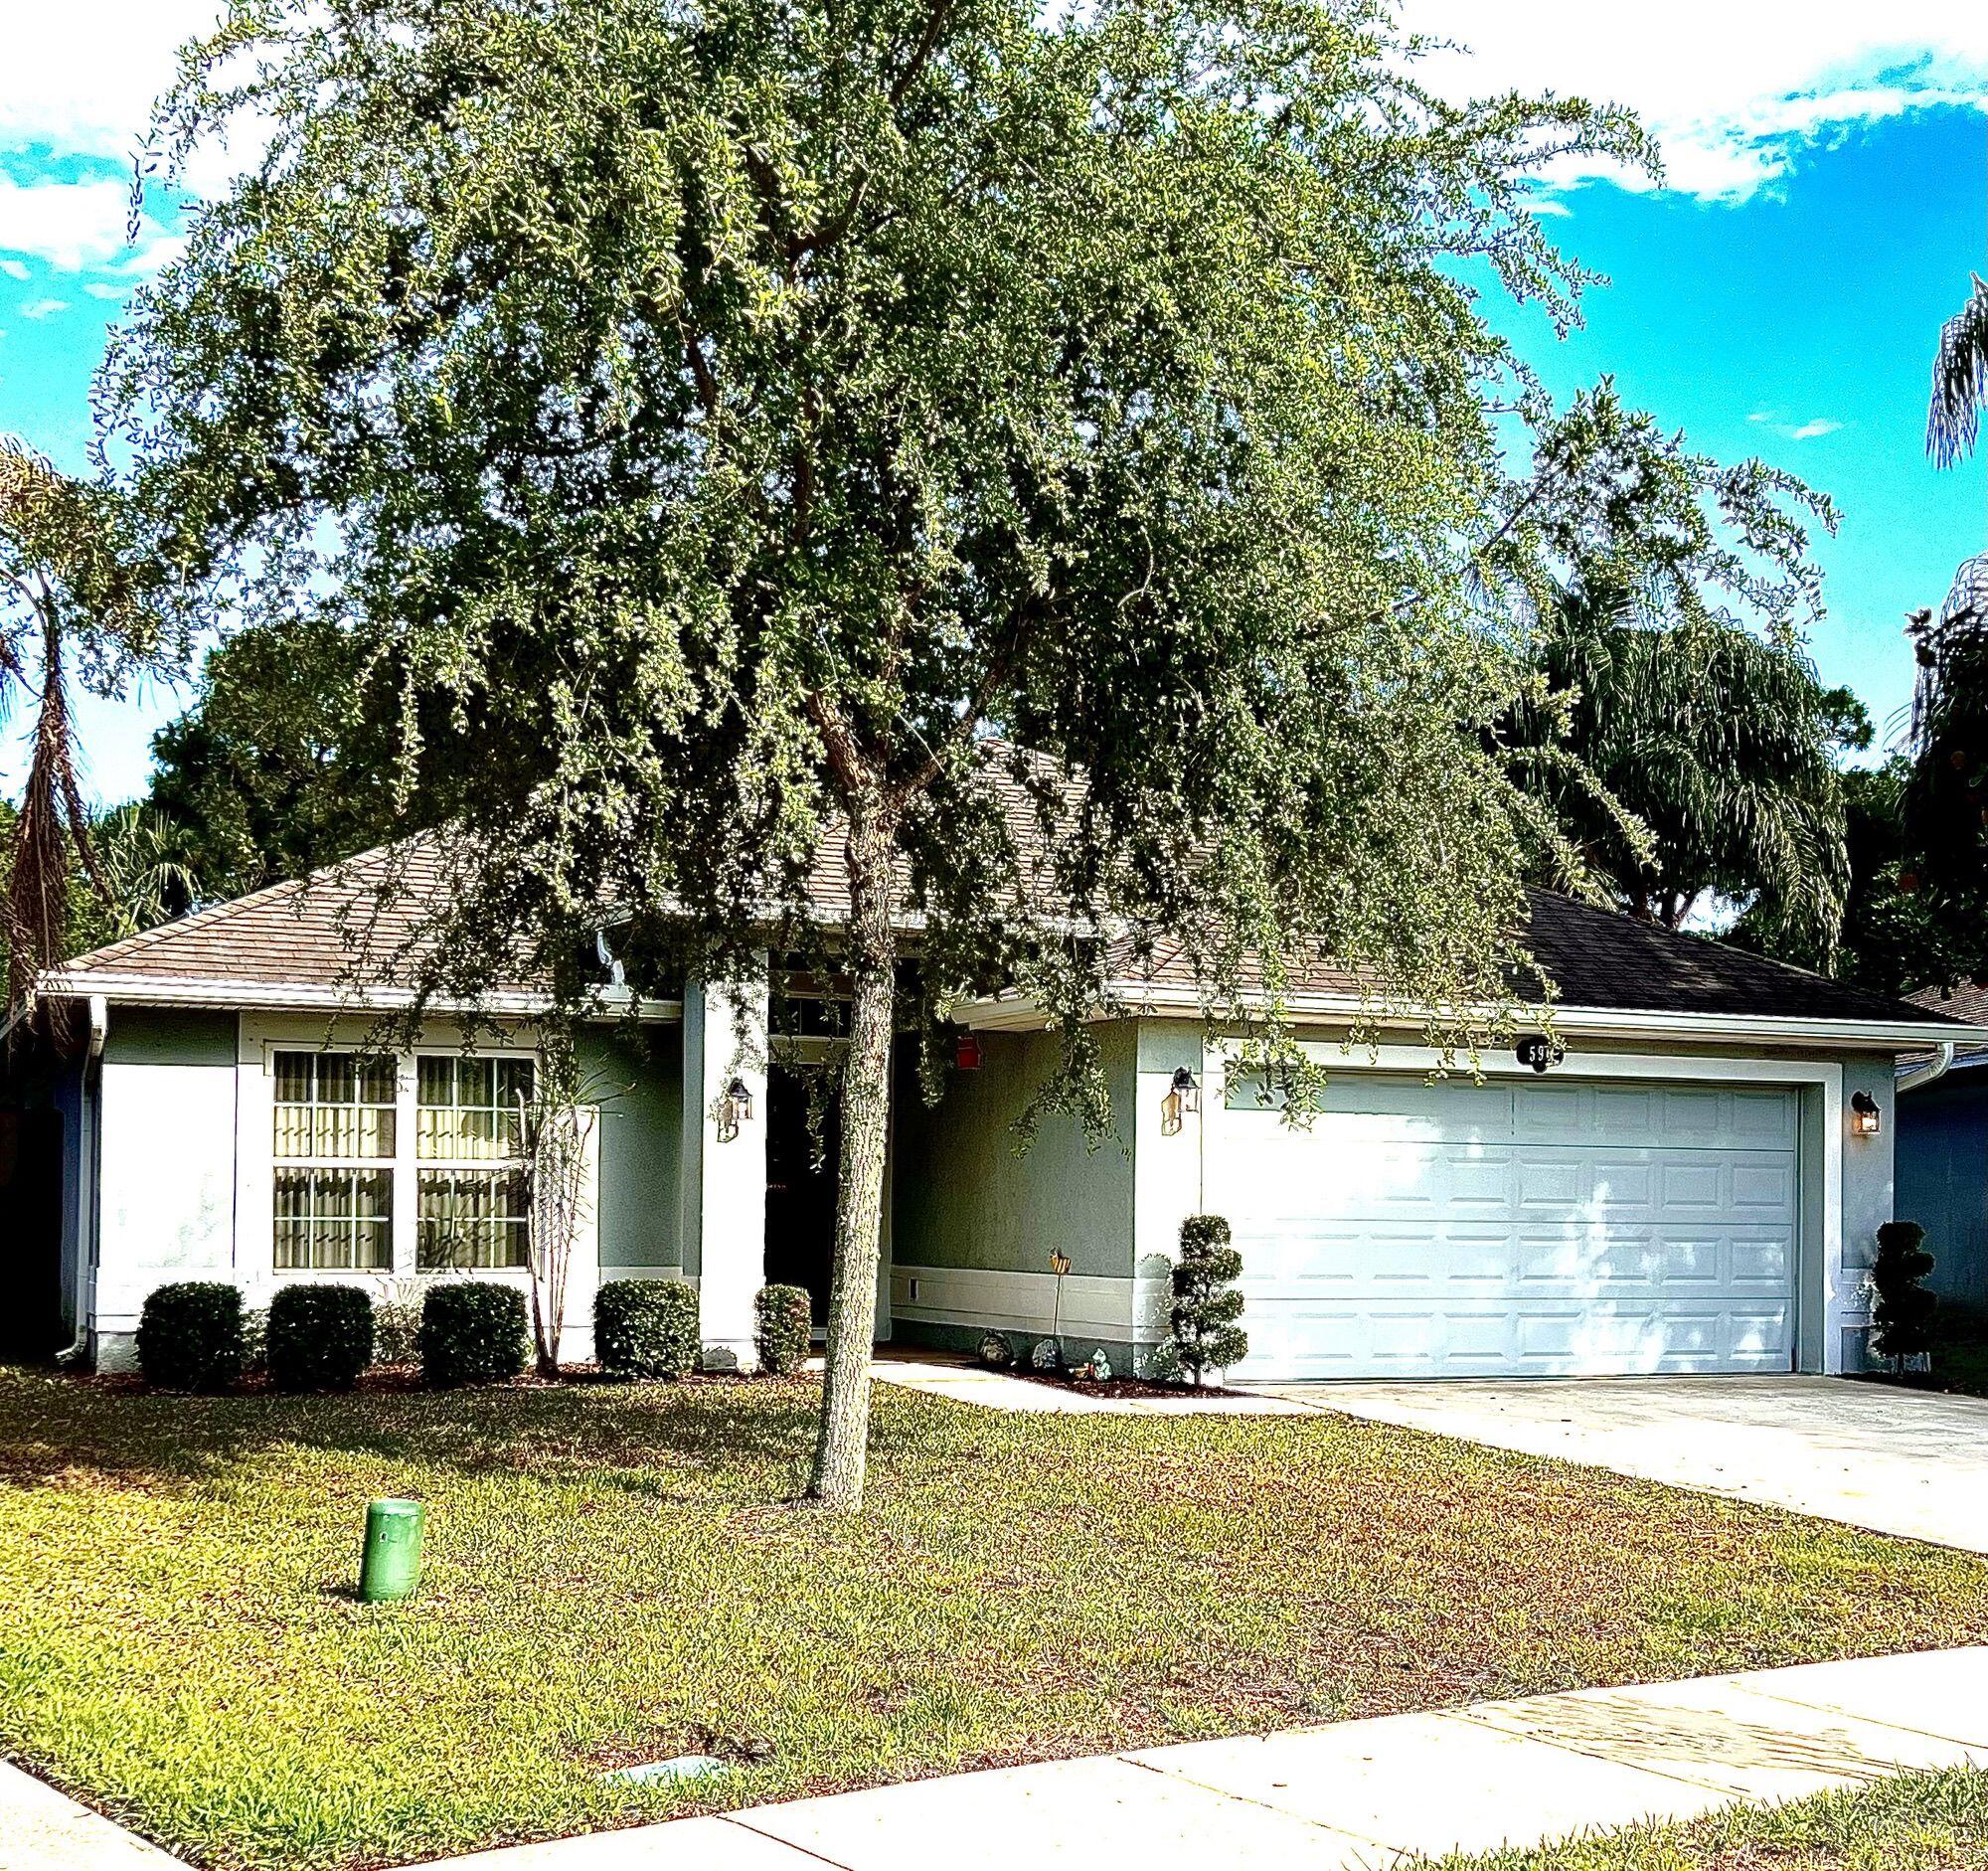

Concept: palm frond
[[1928, 273, 1988, 469]]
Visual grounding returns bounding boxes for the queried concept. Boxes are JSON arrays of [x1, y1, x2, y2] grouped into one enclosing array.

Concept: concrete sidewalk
[[429, 1646, 1988, 1870]]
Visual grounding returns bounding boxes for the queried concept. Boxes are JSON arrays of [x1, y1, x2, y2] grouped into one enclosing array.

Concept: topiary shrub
[[267, 1285, 375, 1392], [420, 1282, 528, 1387], [1872, 1220, 1937, 1370], [594, 1279, 699, 1381], [1161, 1213, 1247, 1386], [754, 1284, 813, 1375], [136, 1281, 246, 1392], [372, 1295, 423, 1367]]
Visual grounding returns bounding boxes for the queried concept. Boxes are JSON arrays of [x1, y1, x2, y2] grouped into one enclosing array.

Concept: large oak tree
[[110, 0, 1644, 1506]]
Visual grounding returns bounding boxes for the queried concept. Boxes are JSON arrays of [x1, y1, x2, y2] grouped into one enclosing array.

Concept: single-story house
[[4, 833, 1977, 1381], [1897, 981, 1988, 1311]]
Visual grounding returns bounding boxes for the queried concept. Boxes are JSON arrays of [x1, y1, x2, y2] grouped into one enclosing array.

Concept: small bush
[[977, 1331, 1015, 1370], [420, 1283, 528, 1387], [1873, 1220, 1937, 1368], [373, 1296, 423, 1367], [267, 1285, 375, 1392], [1162, 1213, 1247, 1386], [594, 1280, 699, 1381], [241, 1306, 269, 1377], [136, 1281, 245, 1392], [754, 1284, 813, 1375]]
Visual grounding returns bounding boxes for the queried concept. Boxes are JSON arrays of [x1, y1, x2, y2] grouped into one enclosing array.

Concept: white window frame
[[237, 1016, 548, 1286], [414, 1053, 537, 1272], [269, 1044, 399, 1272]]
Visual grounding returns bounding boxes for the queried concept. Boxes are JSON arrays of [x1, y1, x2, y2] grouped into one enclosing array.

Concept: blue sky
[[1, 2, 1985, 803]]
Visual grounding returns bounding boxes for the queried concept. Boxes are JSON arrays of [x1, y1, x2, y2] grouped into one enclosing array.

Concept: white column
[[681, 961, 769, 1369]]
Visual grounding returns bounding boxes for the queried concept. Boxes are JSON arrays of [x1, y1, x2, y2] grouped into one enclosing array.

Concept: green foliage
[[1491, 383, 1848, 955], [1164, 1214, 1247, 1385], [593, 1280, 699, 1382], [372, 1296, 424, 1367], [418, 1283, 528, 1388], [753, 1284, 813, 1376], [135, 1281, 245, 1392], [266, 1285, 375, 1392], [146, 615, 404, 899], [1872, 1221, 1938, 1367]]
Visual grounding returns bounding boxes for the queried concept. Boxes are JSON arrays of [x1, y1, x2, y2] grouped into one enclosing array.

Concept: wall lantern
[[956, 1032, 984, 1071], [1161, 1065, 1201, 1135], [717, 1076, 754, 1142], [1850, 1091, 1882, 1137]]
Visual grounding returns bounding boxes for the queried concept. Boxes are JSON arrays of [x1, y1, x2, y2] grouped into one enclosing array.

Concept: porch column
[[681, 961, 769, 1370]]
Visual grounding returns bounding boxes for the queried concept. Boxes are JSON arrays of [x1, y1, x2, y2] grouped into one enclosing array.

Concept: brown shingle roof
[[49, 757, 1962, 1033]]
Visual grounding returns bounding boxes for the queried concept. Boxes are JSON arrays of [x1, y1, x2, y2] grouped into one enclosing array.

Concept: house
[[3, 828, 1976, 1381], [1896, 982, 1988, 1312]]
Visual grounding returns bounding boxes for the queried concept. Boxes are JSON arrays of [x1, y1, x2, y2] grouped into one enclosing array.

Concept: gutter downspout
[[54, 996, 108, 1368], [1897, 1039, 1956, 1096]]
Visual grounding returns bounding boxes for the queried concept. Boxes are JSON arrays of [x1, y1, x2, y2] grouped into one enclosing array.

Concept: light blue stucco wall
[[578, 1025, 685, 1273], [1897, 1066, 1988, 1309]]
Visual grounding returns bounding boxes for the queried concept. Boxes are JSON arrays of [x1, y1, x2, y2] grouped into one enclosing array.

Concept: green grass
[[4, 1367, 1987, 1870], [1437, 1766, 1988, 1868]]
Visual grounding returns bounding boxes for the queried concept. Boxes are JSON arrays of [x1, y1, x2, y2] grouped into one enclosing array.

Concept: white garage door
[[1207, 1074, 1798, 1381]]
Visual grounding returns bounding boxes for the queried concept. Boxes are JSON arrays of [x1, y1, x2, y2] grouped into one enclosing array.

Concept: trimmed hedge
[[420, 1283, 528, 1387], [136, 1282, 245, 1392], [267, 1285, 375, 1392], [595, 1279, 699, 1381], [754, 1284, 813, 1375]]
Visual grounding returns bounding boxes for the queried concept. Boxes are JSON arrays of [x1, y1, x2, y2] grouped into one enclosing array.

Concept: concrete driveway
[[1250, 1376, 1988, 1553]]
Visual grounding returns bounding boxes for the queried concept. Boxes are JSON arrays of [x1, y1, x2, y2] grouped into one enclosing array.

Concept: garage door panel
[[1214, 1074, 1799, 1381]]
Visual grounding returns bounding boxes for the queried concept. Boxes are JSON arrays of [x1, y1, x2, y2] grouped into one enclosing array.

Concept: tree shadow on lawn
[[0, 1366, 926, 1501]]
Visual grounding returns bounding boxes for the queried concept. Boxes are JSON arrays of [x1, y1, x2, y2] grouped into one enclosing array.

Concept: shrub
[[977, 1331, 1015, 1370], [754, 1284, 813, 1375], [373, 1295, 423, 1367], [420, 1282, 528, 1387], [241, 1306, 269, 1377], [1161, 1213, 1247, 1386], [135, 1281, 245, 1392], [1872, 1221, 1937, 1368], [594, 1279, 699, 1381], [267, 1285, 375, 1392]]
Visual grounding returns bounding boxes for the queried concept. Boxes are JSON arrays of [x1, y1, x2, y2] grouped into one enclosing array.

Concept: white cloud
[[0, 172, 183, 275], [0, 5, 228, 163], [1748, 411, 1846, 441], [1403, 3, 1988, 202], [0, 257, 24, 280], [19, 297, 69, 319]]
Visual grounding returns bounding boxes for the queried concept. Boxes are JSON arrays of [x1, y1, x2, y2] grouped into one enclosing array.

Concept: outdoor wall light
[[1850, 1091, 1882, 1137], [716, 1076, 754, 1142], [1161, 1065, 1201, 1135]]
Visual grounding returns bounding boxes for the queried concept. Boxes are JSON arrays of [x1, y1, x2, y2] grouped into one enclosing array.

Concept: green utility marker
[[359, 1497, 424, 1603]]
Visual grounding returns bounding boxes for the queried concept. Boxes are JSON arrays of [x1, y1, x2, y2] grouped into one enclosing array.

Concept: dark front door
[[0, 1107, 66, 1361], [763, 1065, 841, 1327]]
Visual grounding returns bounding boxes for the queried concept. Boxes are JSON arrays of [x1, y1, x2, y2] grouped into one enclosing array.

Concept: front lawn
[[1439, 1766, 1988, 1869], [3, 1367, 1986, 1870]]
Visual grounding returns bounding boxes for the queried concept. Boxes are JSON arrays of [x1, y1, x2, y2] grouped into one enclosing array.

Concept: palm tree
[[1928, 274, 1988, 469]]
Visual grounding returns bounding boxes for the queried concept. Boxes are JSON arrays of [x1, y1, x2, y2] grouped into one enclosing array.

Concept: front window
[[416, 1056, 535, 1269], [272, 1051, 396, 1270], [269, 1047, 537, 1274]]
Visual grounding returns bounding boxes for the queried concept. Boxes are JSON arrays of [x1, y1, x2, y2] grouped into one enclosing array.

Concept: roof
[[42, 764, 1972, 1044]]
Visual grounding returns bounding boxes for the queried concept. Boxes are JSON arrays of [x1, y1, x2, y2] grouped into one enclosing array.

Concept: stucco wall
[[1897, 1069, 1988, 1309], [93, 1009, 241, 1368], [889, 1024, 1137, 1359], [579, 1026, 684, 1275]]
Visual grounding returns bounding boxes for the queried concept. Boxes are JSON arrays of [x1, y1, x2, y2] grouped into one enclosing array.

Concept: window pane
[[273, 1167, 392, 1271], [274, 1052, 312, 1105], [417, 1056, 453, 1107], [358, 1057, 398, 1106], [317, 1054, 355, 1105], [275, 1050, 395, 1160], [417, 1169, 530, 1270]]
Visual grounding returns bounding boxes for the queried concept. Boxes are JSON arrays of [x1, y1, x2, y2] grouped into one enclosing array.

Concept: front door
[[763, 1065, 842, 1327]]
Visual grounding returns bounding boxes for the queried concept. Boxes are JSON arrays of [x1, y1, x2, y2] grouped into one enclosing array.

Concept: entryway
[[763, 1063, 841, 1327]]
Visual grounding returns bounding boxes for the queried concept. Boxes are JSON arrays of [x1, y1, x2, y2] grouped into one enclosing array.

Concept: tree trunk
[[807, 794, 898, 1510]]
